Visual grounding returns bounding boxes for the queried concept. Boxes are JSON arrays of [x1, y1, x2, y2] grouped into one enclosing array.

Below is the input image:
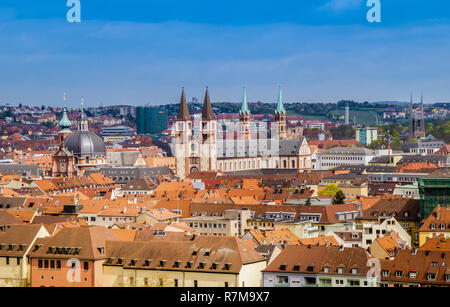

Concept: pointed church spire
[[202, 86, 216, 120], [177, 86, 190, 120], [240, 87, 250, 115], [59, 93, 71, 130], [276, 86, 286, 114]]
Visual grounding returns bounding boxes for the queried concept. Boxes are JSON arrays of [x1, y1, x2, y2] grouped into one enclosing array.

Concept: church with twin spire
[[173, 87, 312, 179]]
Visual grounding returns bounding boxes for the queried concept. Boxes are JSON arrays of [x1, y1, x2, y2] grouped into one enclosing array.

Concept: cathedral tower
[[239, 87, 251, 140], [274, 87, 287, 139], [199, 87, 217, 172], [174, 87, 193, 179]]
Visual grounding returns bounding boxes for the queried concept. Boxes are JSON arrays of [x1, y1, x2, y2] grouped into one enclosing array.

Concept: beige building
[[182, 209, 251, 237], [0, 224, 50, 287], [136, 208, 180, 226], [102, 236, 266, 287]]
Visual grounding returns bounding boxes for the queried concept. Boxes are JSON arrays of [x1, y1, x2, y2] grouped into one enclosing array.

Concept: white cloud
[[319, 0, 364, 12]]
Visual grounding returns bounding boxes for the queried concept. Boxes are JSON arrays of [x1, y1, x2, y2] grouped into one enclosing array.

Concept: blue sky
[[0, 0, 450, 106]]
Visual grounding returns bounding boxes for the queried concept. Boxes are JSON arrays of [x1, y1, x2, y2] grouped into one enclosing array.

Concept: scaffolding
[[419, 176, 450, 219]]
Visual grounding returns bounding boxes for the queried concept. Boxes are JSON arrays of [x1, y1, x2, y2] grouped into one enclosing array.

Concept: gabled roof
[[104, 235, 264, 273], [0, 224, 48, 257], [0, 210, 23, 226], [263, 245, 370, 276], [29, 226, 122, 260]]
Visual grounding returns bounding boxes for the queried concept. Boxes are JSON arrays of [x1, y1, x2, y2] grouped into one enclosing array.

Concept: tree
[[318, 183, 339, 197], [332, 190, 346, 204]]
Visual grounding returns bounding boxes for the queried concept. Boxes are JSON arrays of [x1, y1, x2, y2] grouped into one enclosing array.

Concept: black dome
[[64, 131, 106, 157]]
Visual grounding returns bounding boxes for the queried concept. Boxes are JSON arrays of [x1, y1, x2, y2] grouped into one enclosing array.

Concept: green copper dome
[[59, 108, 72, 130]]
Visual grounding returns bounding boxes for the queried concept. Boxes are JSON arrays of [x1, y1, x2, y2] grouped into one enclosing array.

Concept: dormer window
[[404, 212, 409, 217], [382, 270, 390, 277], [351, 268, 359, 275], [409, 271, 417, 279], [323, 266, 330, 273], [440, 224, 446, 230], [211, 262, 218, 270], [159, 260, 167, 267], [427, 273, 436, 281], [198, 262, 206, 269], [431, 224, 436, 229], [337, 267, 344, 274], [224, 263, 231, 270], [174, 261, 181, 268], [144, 259, 152, 267], [293, 264, 300, 271], [395, 271, 403, 277], [279, 264, 287, 271]]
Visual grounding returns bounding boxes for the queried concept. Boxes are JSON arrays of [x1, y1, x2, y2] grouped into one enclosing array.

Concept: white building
[[316, 147, 375, 171], [356, 127, 378, 146]]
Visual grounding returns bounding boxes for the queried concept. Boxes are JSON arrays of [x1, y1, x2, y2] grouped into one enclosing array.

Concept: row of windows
[[37, 259, 89, 271], [321, 156, 363, 161], [2, 257, 21, 265]]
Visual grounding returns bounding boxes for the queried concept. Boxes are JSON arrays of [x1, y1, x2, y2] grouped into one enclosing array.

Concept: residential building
[[262, 245, 376, 287], [418, 205, 450, 247], [102, 236, 266, 287], [0, 224, 51, 287], [183, 209, 251, 237], [357, 198, 420, 247], [379, 249, 449, 287], [356, 127, 378, 146], [29, 226, 121, 287]]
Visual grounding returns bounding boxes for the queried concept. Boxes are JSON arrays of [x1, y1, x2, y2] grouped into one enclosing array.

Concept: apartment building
[[182, 209, 251, 237], [262, 245, 376, 287]]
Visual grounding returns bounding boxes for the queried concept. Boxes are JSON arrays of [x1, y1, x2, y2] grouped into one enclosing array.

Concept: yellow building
[[418, 205, 450, 247], [102, 236, 266, 287]]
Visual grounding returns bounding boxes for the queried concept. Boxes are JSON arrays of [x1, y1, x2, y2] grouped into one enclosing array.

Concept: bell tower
[[199, 86, 217, 172], [77, 97, 89, 132], [239, 87, 251, 140], [174, 87, 193, 179], [274, 87, 287, 139], [58, 93, 72, 146]]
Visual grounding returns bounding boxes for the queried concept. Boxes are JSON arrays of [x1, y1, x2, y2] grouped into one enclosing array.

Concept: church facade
[[409, 93, 426, 139], [173, 87, 312, 179], [52, 97, 107, 178]]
